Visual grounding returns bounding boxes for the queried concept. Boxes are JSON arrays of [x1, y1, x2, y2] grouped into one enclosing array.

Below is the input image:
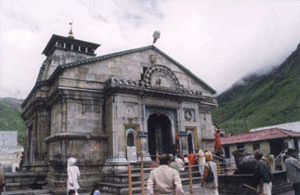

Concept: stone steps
[[98, 176, 202, 195], [5, 172, 47, 192], [3, 189, 50, 195], [97, 164, 202, 194]]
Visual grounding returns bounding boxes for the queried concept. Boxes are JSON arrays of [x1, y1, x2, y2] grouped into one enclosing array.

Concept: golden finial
[[68, 20, 74, 38]]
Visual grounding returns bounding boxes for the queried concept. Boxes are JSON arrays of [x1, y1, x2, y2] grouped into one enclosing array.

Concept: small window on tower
[[88, 48, 93, 53], [57, 42, 63, 48], [73, 45, 78, 51], [66, 43, 71, 50], [81, 46, 86, 52]]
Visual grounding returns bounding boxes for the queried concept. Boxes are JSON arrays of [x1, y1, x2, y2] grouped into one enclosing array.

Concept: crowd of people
[[47, 148, 300, 195], [147, 150, 219, 195], [146, 148, 300, 195], [65, 151, 219, 195]]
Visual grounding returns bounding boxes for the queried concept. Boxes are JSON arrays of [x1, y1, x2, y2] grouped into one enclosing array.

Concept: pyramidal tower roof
[[42, 34, 100, 57]]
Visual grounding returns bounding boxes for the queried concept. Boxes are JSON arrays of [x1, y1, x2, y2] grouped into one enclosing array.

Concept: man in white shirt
[[147, 154, 184, 195]]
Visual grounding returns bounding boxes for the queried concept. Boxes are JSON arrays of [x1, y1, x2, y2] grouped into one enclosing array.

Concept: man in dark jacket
[[285, 148, 300, 195], [253, 151, 272, 195]]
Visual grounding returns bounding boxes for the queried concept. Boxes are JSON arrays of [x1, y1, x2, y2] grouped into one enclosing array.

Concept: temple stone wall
[[51, 103, 62, 134], [66, 100, 102, 134]]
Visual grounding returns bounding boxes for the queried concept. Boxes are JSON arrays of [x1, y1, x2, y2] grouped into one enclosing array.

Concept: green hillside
[[213, 43, 300, 135], [0, 98, 25, 144]]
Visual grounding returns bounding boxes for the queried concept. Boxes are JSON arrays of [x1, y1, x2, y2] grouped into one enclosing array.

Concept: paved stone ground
[[2, 185, 295, 195], [81, 184, 295, 195]]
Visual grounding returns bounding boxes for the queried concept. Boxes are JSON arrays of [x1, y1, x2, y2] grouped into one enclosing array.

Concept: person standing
[[201, 151, 219, 195], [182, 154, 189, 167], [188, 151, 196, 166], [0, 164, 5, 195], [253, 150, 272, 195], [147, 153, 184, 195], [67, 157, 81, 195], [197, 149, 206, 176], [285, 148, 300, 195]]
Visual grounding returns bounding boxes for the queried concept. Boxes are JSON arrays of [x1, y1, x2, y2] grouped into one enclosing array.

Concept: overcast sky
[[1, 0, 300, 99]]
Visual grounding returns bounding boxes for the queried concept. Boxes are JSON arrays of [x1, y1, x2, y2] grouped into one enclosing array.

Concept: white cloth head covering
[[68, 157, 77, 166], [93, 190, 101, 195], [198, 149, 204, 157]]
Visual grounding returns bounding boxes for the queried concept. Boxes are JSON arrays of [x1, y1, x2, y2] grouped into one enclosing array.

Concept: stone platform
[[219, 171, 293, 195]]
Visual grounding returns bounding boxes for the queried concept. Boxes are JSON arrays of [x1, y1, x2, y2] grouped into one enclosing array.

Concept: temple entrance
[[148, 113, 173, 160]]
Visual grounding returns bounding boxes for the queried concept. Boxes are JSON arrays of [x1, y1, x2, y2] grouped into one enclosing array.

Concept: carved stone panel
[[123, 102, 139, 118], [150, 72, 174, 88], [143, 65, 180, 88], [183, 109, 195, 122]]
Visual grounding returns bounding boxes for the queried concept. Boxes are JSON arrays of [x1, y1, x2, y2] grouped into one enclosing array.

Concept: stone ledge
[[45, 133, 108, 142]]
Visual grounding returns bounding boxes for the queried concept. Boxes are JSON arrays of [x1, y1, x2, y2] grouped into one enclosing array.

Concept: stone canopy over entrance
[[21, 33, 217, 194]]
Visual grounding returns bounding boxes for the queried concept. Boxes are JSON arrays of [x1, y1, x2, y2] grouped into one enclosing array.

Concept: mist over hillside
[[213, 43, 300, 134], [0, 98, 23, 112]]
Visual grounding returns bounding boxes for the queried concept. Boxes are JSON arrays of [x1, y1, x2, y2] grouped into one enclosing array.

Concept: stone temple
[[21, 33, 217, 194]]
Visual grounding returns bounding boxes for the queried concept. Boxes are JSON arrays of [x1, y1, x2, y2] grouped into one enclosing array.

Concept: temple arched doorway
[[148, 113, 173, 160]]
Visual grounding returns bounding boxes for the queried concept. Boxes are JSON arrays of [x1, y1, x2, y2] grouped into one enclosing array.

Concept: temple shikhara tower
[[21, 31, 217, 194]]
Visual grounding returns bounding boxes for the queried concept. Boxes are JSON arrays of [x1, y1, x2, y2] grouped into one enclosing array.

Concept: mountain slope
[[213, 43, 300, 134], [0, 98, 25, 143]]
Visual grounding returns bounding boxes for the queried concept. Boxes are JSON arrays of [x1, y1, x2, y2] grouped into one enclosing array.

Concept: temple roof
[[42, 34, 100, 57], [49, 45, 216, 94], [23, 45, 216, 107]]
